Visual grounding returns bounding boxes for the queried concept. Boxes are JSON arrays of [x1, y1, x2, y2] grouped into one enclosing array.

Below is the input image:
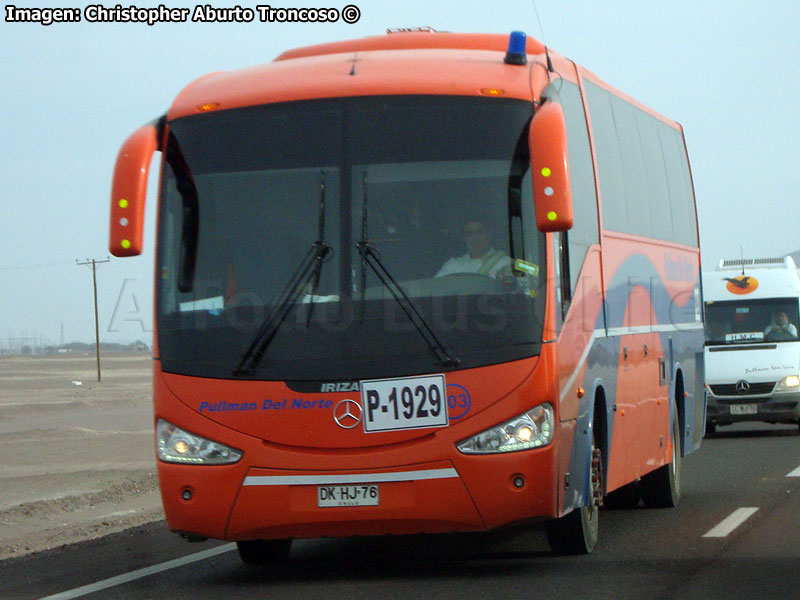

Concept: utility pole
[[76, 257, 110, 382]]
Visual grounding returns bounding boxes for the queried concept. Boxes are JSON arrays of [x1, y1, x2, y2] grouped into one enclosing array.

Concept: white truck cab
[[704, 256, 800, 434]]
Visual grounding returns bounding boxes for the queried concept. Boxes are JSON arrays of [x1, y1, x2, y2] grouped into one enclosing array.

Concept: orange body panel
[[600, 234, 699, 491], [154, 357, 562, 539], [606, 332, 670, 489], [160, 358, 538, 448], [555, 246, 604, 422]]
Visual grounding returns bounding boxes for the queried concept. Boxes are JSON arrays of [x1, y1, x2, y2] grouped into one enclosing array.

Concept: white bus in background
[[704, 256, 800, 434]]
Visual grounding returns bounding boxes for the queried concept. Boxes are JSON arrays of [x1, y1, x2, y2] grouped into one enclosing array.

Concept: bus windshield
[[704, 297, 800, 345], [156, 96, 546, 380]]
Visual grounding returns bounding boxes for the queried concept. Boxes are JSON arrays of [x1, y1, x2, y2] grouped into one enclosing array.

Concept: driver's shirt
[[435, 249, 510, 278]]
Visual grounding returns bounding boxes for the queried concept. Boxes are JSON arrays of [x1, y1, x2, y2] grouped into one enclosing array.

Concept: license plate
[[318, 485, 379, 507], [730, 404, 758, 415], [360, 374, 448, 432]]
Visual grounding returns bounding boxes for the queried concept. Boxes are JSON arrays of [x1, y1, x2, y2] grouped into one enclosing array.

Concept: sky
[[1, 0, 799, 347]]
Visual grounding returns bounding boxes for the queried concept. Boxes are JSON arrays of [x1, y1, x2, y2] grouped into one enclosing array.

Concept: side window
[[584, 80, 697, 247], [583, 81, 627, 236], [543, 80, 599, 296], [659, 124, 697, 247], [636, 110, 672, 239], [610, 94, 650, 236]]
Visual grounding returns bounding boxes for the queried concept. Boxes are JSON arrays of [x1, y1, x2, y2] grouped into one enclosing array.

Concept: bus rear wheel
[[546, 440, 602, 554], [236, 538, 293, 565]]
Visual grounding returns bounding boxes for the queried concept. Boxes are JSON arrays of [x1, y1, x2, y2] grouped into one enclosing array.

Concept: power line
[[76, 257, 110, 382]]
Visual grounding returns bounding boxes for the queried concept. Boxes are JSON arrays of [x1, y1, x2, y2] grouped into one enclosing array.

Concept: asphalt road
[[3, 422, 800, 600]]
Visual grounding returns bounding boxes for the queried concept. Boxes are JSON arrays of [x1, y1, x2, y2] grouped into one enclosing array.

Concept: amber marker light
[[197, 102, 220, 112], [577, 387, 585, 398], [116, 198, 130, 248], [480, 88, 504, 96]]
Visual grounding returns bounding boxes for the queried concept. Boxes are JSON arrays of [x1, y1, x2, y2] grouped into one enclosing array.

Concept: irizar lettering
[[321, 382, 360, 392]]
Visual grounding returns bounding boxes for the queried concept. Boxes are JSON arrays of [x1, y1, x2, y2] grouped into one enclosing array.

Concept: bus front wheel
[[546, 438, 602, 554]]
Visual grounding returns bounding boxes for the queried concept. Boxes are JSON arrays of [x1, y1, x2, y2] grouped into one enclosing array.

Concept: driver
[[764, 310, 797, 338], [435, 219, 511, 278]]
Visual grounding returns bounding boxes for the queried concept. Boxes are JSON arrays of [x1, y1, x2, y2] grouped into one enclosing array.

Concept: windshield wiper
[[356, 173, 460, 369], [234, 173, 332, 376]]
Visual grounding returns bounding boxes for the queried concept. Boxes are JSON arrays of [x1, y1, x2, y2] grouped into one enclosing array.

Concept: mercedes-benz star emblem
[[735, 380, 751, 394], [333, 399, 362, 429]]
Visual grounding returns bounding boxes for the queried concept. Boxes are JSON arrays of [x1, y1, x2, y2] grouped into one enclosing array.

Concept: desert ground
[[0, 353, 161, 559]]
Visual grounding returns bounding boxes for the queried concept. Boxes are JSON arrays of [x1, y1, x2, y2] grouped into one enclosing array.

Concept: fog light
[[513, 475, 525, 489], [181, 488, 193, 501]]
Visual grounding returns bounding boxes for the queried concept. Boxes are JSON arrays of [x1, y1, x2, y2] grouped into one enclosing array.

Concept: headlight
[[456, 403, 554, 454], [776, 375, 800, 392], [156, 419, 243, 465]]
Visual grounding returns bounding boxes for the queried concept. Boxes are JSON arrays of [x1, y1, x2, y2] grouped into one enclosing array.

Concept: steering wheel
[[436, 272, 506, 293], [441, 271, 524, 293], [440, 272, 496, 280]]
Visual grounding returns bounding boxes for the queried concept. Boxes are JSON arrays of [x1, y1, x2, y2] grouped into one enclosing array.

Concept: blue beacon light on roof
[[504, 31, 528, 65]]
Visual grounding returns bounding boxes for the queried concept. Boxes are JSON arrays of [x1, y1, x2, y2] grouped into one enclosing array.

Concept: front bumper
[[159, 451, 559, 541], [706, 390, 800, 425]]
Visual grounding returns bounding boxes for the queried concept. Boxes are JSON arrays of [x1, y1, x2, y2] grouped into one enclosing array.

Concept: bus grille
[[710, 382, 776, 396]]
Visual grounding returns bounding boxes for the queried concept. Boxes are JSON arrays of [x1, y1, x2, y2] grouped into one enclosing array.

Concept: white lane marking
[[38, 543, 236, 600], [786, 465, 800, 477], [702, 507, 759, 538]]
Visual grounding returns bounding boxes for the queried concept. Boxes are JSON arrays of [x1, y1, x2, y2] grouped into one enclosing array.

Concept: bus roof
[[167, 31, 552, 120], [274, 31, 547, 61]]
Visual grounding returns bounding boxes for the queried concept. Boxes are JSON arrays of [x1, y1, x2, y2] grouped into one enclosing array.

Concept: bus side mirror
[[529, 102, 573, 232], [109, 123, 160, 257]]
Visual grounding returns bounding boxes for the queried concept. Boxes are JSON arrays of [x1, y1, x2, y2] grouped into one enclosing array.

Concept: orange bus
[[110, 30, 704, 560]]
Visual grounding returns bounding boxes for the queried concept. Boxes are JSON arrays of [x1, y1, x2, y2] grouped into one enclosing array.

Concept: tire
[[639, 405, 681, 508], [236, 538, 292, 566], [546, 439, 601, 554]]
